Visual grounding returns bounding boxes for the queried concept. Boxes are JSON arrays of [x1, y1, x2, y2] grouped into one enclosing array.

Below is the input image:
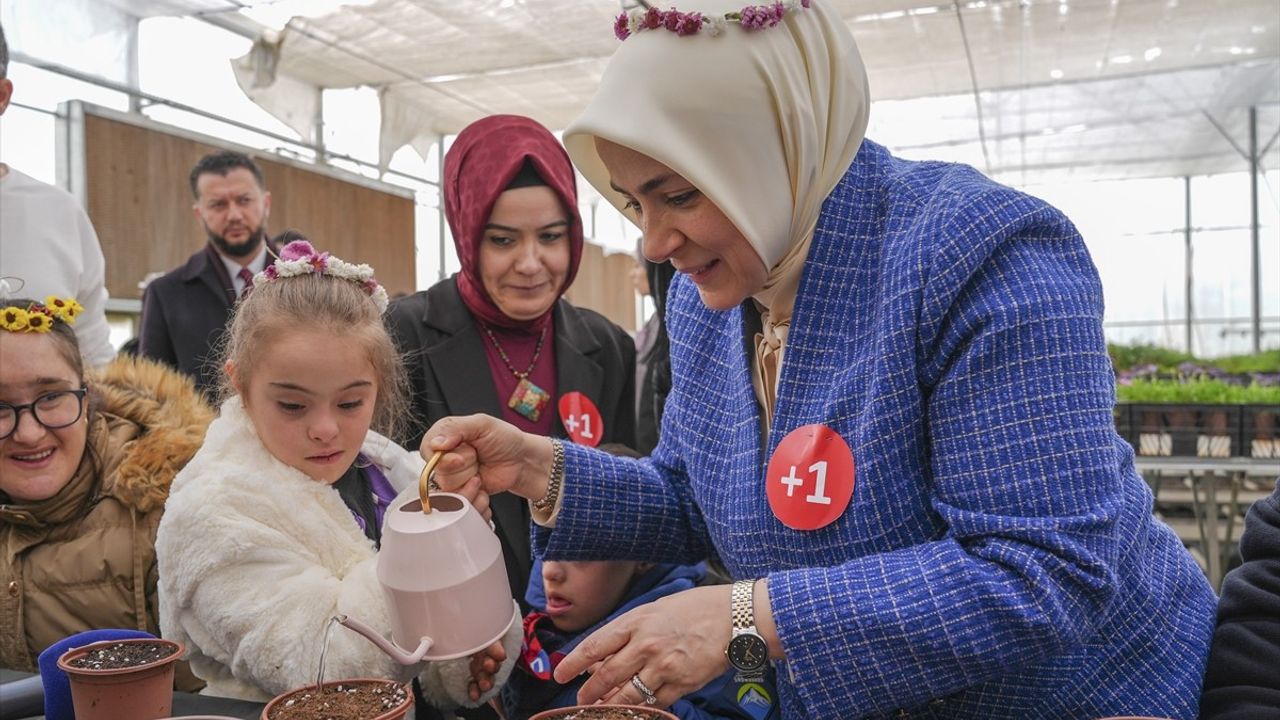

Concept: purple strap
[[362, 454, 399, 534]]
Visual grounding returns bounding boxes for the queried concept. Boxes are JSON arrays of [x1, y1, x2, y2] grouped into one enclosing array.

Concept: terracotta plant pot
[[260, 678, 412, 720], [56, 638, 185, 720], [529, 705, 680, 720]]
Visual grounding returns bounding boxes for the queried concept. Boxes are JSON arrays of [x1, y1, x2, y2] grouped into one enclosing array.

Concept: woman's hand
[[470, 486, 493, 524], [467, 638, 508, 702], [421, 415, 551, 508], [554, 584, 735, 708]]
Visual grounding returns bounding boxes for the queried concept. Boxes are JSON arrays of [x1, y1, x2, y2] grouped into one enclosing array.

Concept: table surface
[[1134, 456, 1280, 474], [0, 668, 265, 720]]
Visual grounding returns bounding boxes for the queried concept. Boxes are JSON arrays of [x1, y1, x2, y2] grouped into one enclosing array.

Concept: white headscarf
[[564, 0, 870, 425]]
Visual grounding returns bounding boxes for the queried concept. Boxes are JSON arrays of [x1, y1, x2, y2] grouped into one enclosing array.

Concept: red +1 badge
[[558, 392, 603, 447], [765, 424, 855, 530]]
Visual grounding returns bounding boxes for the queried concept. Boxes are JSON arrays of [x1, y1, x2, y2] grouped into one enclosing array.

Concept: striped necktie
[[237, 267, 254, 302]]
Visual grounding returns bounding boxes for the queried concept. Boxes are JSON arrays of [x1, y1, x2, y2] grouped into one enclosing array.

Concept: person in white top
[[0, 22, 115, 367]]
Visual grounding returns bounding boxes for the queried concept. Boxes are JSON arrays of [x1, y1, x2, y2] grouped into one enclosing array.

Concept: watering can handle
[[419, 451, 444, 514], [336, 615, 434, 665]]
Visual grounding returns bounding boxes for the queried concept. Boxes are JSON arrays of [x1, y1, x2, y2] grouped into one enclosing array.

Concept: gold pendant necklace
[[484, 325, 550, 422]]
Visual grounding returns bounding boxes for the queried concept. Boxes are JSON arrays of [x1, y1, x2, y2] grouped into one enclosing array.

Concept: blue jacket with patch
[[533, 140, 1216, 718], [503, 561, 780, 720]]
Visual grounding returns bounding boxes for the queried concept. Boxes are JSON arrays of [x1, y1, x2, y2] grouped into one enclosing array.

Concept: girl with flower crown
[[0, 295, 211, 690], [419, 0, 1216, 718], [155, 240, 521, 707], [386, 114, 637, 616]]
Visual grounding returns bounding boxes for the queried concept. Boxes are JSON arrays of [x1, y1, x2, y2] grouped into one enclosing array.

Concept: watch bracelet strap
[[731, 579, 756, 631], [532, 438, 565, 511]]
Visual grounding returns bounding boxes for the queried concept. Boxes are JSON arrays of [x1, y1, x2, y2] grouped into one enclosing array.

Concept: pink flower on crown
[[740, 4, 783, 29], [276, 239, 331, 273], [614, 12, 631, 40], [278, 240, 317, 262], [648, 10, 708, 35], [642, 7, 665, 30], [676, 11, 704, 35]]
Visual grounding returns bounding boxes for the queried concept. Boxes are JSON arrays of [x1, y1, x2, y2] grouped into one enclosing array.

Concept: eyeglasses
[[0, 387, 89, 439]]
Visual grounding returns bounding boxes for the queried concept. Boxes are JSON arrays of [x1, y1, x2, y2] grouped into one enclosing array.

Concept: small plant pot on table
[[56, 638, 185, 720]]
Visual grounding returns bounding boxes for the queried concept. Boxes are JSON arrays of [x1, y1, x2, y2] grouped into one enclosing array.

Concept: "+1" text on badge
[[778, 461, 833, 505]]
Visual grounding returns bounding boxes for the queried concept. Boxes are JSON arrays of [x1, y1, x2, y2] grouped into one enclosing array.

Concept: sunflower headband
[[0, 296, 83, 334]]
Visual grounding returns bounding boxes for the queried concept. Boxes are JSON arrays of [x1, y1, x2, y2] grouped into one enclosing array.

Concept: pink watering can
[[336, 451, 519, 663]]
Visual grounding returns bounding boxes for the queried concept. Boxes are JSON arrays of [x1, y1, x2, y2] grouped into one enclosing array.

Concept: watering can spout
[[337, 614, 434, 665]]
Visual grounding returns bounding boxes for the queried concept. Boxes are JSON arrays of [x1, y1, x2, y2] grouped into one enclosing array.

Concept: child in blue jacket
[[503, 558, 779, 720]]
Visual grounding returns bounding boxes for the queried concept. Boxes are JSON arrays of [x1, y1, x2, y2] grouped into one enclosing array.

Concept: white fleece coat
[[157, 397, 520, 705]]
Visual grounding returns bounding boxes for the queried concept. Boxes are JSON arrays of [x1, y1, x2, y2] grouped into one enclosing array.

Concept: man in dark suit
[[139, 151, 273, 396]]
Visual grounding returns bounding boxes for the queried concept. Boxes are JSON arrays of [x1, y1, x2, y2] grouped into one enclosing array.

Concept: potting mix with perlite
[[266, 681, 410, 720], [65, 641, 177, 669]]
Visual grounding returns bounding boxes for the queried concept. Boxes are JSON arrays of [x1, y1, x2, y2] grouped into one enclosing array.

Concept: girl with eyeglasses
[[0, 295, 213, 689]]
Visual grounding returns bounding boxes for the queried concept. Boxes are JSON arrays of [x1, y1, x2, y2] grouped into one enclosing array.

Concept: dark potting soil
[[267, 681, 409, 720], [66, 641, 176, 670], [546, 708, 669, 720]]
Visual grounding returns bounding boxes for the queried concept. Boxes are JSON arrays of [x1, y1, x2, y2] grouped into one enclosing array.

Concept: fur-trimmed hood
[[91, 356, 214, 513]]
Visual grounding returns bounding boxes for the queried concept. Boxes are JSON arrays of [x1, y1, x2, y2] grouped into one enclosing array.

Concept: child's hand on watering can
[[467, 638, 508, 701], [422, 414, 554, 511]]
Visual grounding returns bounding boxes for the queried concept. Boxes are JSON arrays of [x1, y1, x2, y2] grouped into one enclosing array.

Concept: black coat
[[1201, 479, 1280, 719], [138, 248, 235, 397], [635, 259, 675, 455], [386, 277, 636, 606]]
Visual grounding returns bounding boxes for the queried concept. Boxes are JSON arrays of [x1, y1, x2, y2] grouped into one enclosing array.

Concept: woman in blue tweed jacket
[[423, 1, 1217, 718]]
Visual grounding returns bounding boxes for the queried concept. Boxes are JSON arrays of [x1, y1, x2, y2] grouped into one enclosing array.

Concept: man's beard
[[206, 222, 267, 259]]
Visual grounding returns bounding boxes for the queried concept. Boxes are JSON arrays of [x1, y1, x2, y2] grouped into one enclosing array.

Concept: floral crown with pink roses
[[615, 0, 810, 41], [252, 240, 390, 313]]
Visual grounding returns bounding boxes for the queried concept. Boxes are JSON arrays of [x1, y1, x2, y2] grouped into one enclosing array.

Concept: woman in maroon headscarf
[[387, 114, 636, 606]]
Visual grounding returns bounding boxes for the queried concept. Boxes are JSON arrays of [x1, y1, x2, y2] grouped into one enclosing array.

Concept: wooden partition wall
[[563, 241, 639, 333], [74, 106, 415, 301]]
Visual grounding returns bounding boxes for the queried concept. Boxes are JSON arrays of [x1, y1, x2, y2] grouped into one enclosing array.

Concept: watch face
[[727, 633, 768, 673]]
